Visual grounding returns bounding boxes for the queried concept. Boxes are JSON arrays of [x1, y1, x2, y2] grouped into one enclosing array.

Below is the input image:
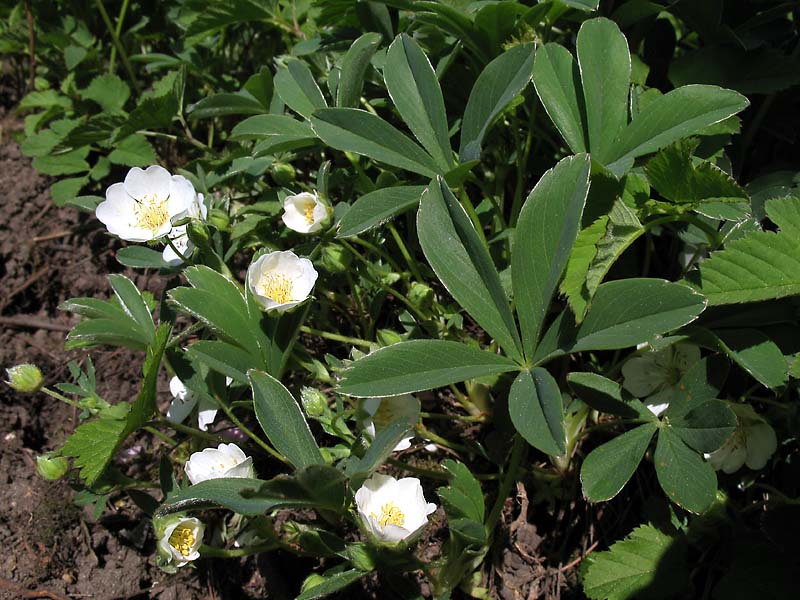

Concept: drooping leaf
[[654, 427, 717, 513], [419, 178, 523, 362], [384, 33, 453, 171], [508, 368, 566, 456], [512, 154, 591, 357], [337, 340, 519, 397], [312, 108, 441, 177], [346, 420, 412, 487], [460, 43, 535, 162], [581, 423, 658, 502], [250, 370, 324, 470]]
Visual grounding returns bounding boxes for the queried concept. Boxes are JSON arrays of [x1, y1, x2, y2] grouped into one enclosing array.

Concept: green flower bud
[[407, 282, 434, 312], [300, 387, 328, 417], [320, 244, 353, 274], [376, 329, 403, 347], [36, 453, 69, 480], [271, 162, 296, 187], [207, 208, 230, 231], [6, 363, 43, 393], [376, 171, 399, 188], [186, 221, 210, 246]]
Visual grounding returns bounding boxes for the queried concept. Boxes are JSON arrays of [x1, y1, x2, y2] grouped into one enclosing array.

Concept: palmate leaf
[[581, 525, 688, 600], [687, 197, 800, 305]]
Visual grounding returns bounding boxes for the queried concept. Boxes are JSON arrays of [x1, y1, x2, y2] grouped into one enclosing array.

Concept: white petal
[[380, 523, 412, 543], [672, 344, 701, 373], [721, 444, 747, 474], [196, 396, 218, 431], [225, 457, 255, 479], [124, 165, 171, 201], [744, 423, 777, 470], [168, 175, 199, 220], [621, 354, 665, 397]]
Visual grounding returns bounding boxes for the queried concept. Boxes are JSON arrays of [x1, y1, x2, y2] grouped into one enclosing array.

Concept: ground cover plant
[[3, 0, 800, 598]]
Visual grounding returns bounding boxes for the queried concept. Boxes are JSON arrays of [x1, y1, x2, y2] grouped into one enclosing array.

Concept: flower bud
[[320, 244, 352, 274], [36, 453, 69, 480], [6, 364, 43, 393], [407, 282, 434, 312], [376, 329, 403, 347], [186, 221, 210, 246], [207, 208, 230, 231], [300, 387, 328, 417], [271, 162, 296, 186]]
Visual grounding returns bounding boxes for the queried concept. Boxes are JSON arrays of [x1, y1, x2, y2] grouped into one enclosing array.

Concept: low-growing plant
[[4, 0, 800, 598]]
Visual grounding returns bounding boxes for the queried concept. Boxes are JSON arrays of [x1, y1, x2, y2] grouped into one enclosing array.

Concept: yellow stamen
[[133, 194, 170, 232], [303, 203, 316, 225], [372, 501, 405, 528], [259, 272, 293, 304], [168, 525, 196, 556]]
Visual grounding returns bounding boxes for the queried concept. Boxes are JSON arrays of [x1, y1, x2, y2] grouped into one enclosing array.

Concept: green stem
[[218, 403, 292, 467], [200, 541, 282, 558], [486, 434, 526, 534], [155, 417, 223, 444], [420, 411, 486, 423], [165, 235, 192, 265], [348, 237, 404, 275], [299, 325, 372, 349], [144, 425, 179, 446], [387, 222, 424, 282], [93, 0, 140, 94], [41, 386, 82, 409], [416, 424, 468, 454], [107, 0, 130, 74]]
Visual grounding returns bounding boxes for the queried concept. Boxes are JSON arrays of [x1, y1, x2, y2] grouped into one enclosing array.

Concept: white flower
[[281, 191, 330, 234], [158, 517, 204, 567], [185, 443, 255, 485], [705, 404, 777, 474], [162, 193, 207, 266], [96, 165, 201, 242], [166, 376, 218, 431], [247, 250, 318, 313], [359, 395, 419, 452], [354, 473, 436, 543], [621, 343, 700, 416]]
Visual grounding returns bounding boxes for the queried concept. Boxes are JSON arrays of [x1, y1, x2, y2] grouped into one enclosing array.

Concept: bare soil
[[0, 108, 599, 599]]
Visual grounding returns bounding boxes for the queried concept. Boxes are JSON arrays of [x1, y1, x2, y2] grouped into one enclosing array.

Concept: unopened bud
[[36, 453, 69, 480], [300, 387, 328, 417], [6, 364, 43, 393], [271, 163, 296, 187]]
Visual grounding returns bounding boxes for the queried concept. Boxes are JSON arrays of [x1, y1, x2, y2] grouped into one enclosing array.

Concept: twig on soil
[[32, 229, 74, 243], [559, 540, 599, 573], [0, 315, 72, 332], [0, 575, 70, 600]]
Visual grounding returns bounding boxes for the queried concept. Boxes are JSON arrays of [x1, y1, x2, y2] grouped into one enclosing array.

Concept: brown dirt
[[0, 107, 592, 599]]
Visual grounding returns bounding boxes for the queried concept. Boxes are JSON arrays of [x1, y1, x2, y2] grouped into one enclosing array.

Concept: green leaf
[[459, 43, 535, 162], [580, 423, 658, 502], [107, 274, 155, 343], [186, 340, 261, 385], [562, 0, 600, 10], [438, 460, 484, 523], [572, 279, 706, 352], [346, 420, 411, 487], [560, 216, 607, 320], [337, 32, 382, 108], [168, 266, 268, 363], [250, 370, 323, 469], [231, 114, 316, 156], [533, 43, 588, 153], [33, 148, 90, 176], [567, 372, 654, 419], [157, 465, 347, 517], [711, 328, 788, 389], [185, 0, 272, 36], [50, 177, 87, 207], [108, 134, 157, 167], [243, 66, 274, 107], [116, 70, 184, 140], [81, 73, 130, 113], [274, 58, 327, 119], [188, 92, 267, 120], [115, 246, 172, 269], [385, 34, 453, 171], [126, 325, 170, 431], [686, 197, 800, 305], [419, 178, 523, 361], [337, 340, 520, 397], [311, 108, 440, 177], [577, 18, 631, 162], [671, 400, 736, 454], [337, 186, 426, 237], [654, 427, 717, 513], [513, 154, 591, 357], [581, 525, 687, 600], [296, 569, 366, 600], [605, 85, 749, 176], [509, 368, 566, 456]]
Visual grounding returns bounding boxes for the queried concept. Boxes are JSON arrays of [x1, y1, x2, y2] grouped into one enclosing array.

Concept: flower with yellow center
[[157, 516, 204, 567], [247, 250, 318, 313], [96, 165, 204, 243], [355, 473, 436, 543], [282, 191, 330, 234]]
